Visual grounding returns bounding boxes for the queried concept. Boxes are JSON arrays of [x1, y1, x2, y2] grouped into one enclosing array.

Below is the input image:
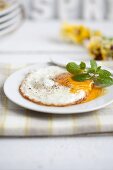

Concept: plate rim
[[0, 12, 22, 30], [4, 62, 113, 114], [0, 7, 21, 23], [0, 9, 24, 36]]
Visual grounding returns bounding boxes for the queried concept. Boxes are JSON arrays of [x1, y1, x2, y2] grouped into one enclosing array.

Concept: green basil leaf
[[90, 60, 97, 71], [95, 77, 113, 87], [66, 62, 81, 74], [87, 68, 95, 74], [96, 66, 101, 72], [80, 62, 86, 69], [98, 69, 112, 78], [73, 74, 91, 82]]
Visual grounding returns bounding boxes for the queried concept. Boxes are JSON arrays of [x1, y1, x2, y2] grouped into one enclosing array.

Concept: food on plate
[[61, 23, 102, 44], [19, 66, 91, 106], [19, 60, 113, 107], [88, 36, 113, 60]]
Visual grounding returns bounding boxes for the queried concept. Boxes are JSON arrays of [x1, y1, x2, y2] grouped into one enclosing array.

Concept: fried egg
[[19, 66, 94, 106]]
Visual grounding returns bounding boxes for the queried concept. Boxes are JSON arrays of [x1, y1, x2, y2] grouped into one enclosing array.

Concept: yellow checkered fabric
[[0, 62, 113, 136]]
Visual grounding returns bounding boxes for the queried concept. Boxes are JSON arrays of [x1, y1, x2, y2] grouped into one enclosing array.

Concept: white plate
[[0, 11, 24, 36], [4, 62, 113, 114], [0, 1, 19, 17], [0, 18, 22, 36], [0, 7, 21, 23], [0, 19, 22, 36], [0, 12, 22, 30]]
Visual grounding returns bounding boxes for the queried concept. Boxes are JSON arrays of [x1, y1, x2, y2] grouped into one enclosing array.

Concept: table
[[0, 21, 113, 170]]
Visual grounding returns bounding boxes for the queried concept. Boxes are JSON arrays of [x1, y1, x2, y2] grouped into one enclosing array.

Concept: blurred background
[[0, 0, 113, 62], [21, 0, 113, 20]]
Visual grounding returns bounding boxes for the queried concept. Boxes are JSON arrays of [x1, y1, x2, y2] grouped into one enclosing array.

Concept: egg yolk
[[55, 73, 103, 103]]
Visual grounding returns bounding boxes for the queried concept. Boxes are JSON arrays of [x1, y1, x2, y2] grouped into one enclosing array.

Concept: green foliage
[[73, 74, 91, 82], [66, 60, 113, 87]]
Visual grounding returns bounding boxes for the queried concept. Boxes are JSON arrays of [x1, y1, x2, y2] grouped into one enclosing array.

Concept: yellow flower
[[61, 23, 90, 44], [88, 36, 113, 60], [60, 23, 113, 60], [90, 30, 102, 38], [61, 23, 102, 44]]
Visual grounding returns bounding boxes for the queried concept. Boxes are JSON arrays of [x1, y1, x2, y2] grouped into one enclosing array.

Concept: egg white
[[19, 66, 86, 106]]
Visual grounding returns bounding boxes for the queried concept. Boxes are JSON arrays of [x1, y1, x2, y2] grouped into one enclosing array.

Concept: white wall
[[20, 0, 113, 20]]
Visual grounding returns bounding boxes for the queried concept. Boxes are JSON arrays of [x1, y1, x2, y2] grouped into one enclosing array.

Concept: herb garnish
[[66, 60, 113, 87]]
